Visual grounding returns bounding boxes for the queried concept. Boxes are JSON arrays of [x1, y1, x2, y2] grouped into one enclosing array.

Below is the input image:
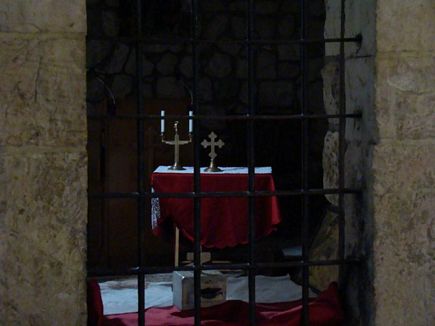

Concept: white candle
[[188, 111, 193, 133], [160, 110, 165, 133]]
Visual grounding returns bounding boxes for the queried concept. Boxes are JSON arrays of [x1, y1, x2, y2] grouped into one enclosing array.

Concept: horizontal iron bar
[[87, 265, 196, 278], [87, 258, 360, 278], [88, 188, 361, 199], [86, 36, 362, 45], [256, 258, 360, 269], [87, 113, 362, 121], [88, 191, 140, 199]]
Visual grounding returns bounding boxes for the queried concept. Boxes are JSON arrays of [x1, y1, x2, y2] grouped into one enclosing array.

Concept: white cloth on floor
[[153, 166, 272, 174], [100, 274, 316, 315], [226, 275, 316, 303], [99, 281, 173, 315]]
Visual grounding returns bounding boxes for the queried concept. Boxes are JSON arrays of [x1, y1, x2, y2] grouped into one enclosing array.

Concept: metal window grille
[[87, 0, 362, 325]]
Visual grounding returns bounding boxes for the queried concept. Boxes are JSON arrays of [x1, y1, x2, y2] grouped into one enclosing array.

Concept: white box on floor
[[172, 271, 226, 310]]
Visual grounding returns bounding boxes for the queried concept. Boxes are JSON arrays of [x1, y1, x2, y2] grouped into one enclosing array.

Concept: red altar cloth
[[151, 167, 282, 249]]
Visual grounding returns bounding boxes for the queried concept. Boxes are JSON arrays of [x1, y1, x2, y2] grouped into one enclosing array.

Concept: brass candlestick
[[201, 132, 225, 172], [161, 121, 192, 170]]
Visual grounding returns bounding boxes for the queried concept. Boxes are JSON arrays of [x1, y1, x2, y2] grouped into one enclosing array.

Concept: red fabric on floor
[[101, 283, 343, 326], [151, 172, 282, 248], [88, 280, 104, 326]]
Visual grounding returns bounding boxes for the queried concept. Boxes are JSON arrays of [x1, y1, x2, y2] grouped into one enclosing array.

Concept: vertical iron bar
[[299, 0, 309, 325], [247, 0, 256, 324], [191, 0, 201, 325], [135, 0, 145, 325], [338, 0, 346, 286]]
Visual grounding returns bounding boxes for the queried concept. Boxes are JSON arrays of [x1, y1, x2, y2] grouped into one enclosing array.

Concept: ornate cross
[[161, 121, 192, 170], [201, 132, 225, 172]]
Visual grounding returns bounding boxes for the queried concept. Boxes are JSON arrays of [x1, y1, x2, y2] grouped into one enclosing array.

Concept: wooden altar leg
[[174, 227, 180, 267]]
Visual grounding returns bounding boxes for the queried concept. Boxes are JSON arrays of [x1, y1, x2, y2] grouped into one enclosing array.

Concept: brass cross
[[201, 132, 225, 172], [161, 121, 192, 170]]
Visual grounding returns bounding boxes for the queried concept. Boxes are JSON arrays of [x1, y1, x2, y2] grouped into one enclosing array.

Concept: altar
[[150, 166, 282, 249]]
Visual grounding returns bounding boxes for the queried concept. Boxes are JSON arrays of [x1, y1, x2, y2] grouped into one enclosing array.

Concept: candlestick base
[[168, 163, 185, 171], [203, 161, 222, 173]]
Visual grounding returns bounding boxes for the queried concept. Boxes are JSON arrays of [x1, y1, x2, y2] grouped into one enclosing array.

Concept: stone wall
[[87, 0, 325, 116], [0, 1, 88, 325], [372, 0, 435, 325], [322, 0, 435, 325]]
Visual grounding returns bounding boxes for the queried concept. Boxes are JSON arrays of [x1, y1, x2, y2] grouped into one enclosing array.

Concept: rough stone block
[[321, 60, 339, 129], [343, 194, 362, 256], [124, 48, 136, 75], [258, 81, 294, 107], [87, 40, 114, 68], [256, 1, 280, 14], [308, 1, 325, 18], [214, 78, 239, 101], [0, 35, 86, 147], [156, 53, 179, 76], [344, 141, 363, 189], [112, 74, 133, 98], [217, 44, 241, 57], [309, 209, 339, 290], [239, 81, 248, 104], [376, 54, 435, 140], [198, 77, 213, 101], [322, 131, 339, 206], [231, 16, 246, 39], [179, 56, 192, 78], [345, 56, 376, 143], [277, 62, 299, 79], [368, 140, 435, 325], [105, 43, 129, 74], [279, 1, 299, 14], [106, 0, 120, 8], [377, 0, 435, 53], [0, 0, 86, 33], [0, 150, 87, 325], [326, 0, 376, 56], [278, 16, 296, 39], [345, 0, 376, 57], [324, 0, 341, 56], [278, 44, 299, 61], [372, 141, 434, 197], [236, 58, 247, 78], [206, 53, 232, 78], [203, 15, 228, 39], [102, 9, 120, 37], [256, 18, 276, 39], [142, 55, 155, 77], [157, 77, 186, 99], [372, 164, 434, 325], [229, 1, 246, 12], [201, 0, 226, 12], [256, 51, 277, 79]]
